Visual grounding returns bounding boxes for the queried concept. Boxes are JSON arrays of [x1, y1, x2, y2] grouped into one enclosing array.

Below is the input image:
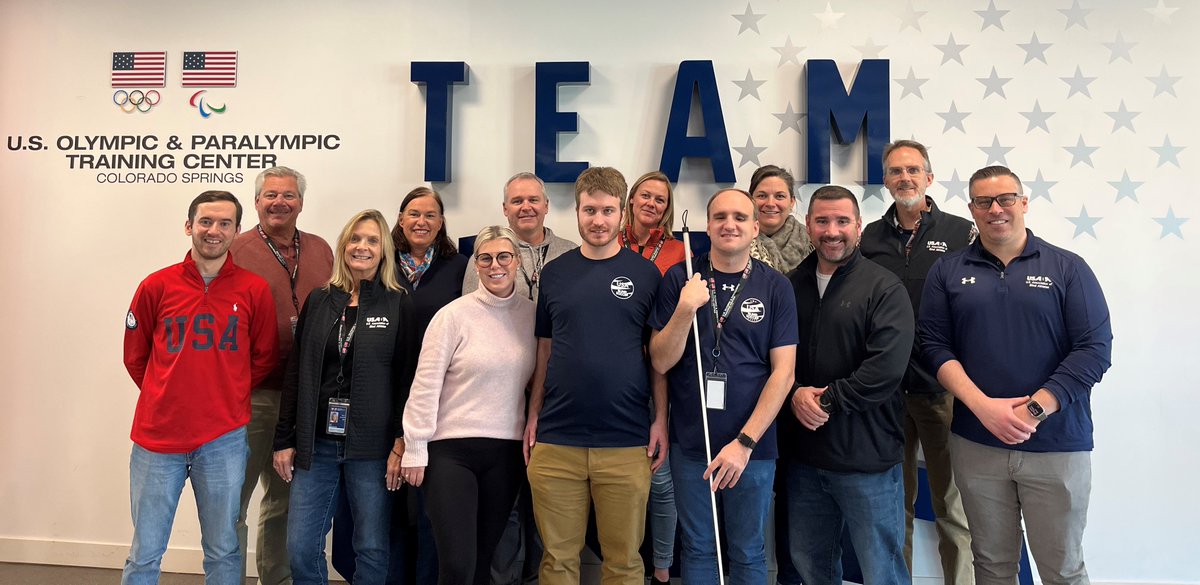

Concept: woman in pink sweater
[[400, 226, 536, 585]]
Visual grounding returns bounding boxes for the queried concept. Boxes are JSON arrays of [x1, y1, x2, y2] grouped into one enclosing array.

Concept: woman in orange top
[[619, 171, 687, 276]]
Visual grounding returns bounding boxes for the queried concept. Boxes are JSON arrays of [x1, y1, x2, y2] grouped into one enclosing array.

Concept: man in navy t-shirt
[[649, 188, 798, 584], [524, 166, 663, 585]]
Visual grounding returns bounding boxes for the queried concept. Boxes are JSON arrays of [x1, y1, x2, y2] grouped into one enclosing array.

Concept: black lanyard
[[620, 229, 666, 262], [335, 305, 357, 392], [517, 245, 549, 300], [704, 257, 753, 360], [257, 225, 301, 311]]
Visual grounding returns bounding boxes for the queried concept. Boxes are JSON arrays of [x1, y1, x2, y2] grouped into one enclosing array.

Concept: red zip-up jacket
[[124, 252, 279, 453]]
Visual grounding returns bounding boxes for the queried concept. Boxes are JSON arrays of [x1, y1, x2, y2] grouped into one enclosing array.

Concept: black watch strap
[[736, 432, 757, 450]]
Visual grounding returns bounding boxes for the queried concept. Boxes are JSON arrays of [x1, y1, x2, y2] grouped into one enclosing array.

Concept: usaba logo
[[110, 51, 165, 113]]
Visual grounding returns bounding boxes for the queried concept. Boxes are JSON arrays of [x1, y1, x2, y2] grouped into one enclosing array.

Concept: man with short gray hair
[[464, 172, 577, 302], [230, 166, 334, 585]]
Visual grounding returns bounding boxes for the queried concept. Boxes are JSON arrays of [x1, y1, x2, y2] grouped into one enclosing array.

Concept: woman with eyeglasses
[[401, 226, 536, 585], [273, 209, 418, 585]]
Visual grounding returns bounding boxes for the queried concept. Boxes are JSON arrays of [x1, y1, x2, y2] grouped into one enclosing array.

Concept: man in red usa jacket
[[122, 190, 278, 585]]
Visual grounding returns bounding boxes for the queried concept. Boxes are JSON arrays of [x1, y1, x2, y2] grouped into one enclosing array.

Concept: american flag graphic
[[111, 52, 166, 88], [182, 51, 238, 87]]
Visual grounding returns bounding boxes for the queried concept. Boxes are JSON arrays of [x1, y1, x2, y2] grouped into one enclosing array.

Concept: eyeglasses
[[475, 252, 515, 267], [885, 166, 927, 177], [969, 193, 1024, 210]]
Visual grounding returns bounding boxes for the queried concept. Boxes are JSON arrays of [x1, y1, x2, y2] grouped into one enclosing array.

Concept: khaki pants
[[902, 392, 974, 583], [527, 444, 650, 585], [237, 390, 292, 585]]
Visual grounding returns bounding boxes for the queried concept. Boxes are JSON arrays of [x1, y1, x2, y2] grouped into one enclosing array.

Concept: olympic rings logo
[[113, 89, 161, 113]]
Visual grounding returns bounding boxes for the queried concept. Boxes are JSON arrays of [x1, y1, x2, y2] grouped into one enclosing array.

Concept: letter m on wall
[[806, 60, 890, 184]]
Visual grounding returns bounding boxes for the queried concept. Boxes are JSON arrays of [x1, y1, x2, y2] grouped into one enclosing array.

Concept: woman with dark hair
[[273, 209, 418, 585], [749, 165, 813, 273], [332, 186, 468, 584], [620, 171, 687, 275], [401, 226, 536, 585]]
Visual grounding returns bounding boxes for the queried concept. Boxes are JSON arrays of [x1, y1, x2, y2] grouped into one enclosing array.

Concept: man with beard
[[525, 166, 664, 585], [919, 166, 1111, 585], [122, 191, 278, 585], [229, 166, 334, 585], [782, 185, 914, 585], [464, 171, 578, 302], [859, 140, 976, 583]]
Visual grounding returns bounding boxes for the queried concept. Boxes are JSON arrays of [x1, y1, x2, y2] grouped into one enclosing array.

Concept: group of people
[[121, 138, 1112, 585]]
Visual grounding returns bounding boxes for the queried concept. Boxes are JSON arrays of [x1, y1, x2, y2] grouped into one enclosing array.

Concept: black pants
[[426, 438, 523, 585]]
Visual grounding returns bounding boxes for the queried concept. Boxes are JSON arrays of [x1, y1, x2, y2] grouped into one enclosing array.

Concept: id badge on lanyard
[[327, 398, 350, 435], [705, 372, 727, 411]]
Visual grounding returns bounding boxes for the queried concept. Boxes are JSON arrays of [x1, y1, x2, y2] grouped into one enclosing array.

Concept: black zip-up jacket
[[860, 198, 975, 395], [275, 276, 418, 470], [781, 250, 914, 473]]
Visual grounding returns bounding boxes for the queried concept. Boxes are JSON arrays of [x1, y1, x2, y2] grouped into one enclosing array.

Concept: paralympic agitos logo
[[109, 50, 238, 118]]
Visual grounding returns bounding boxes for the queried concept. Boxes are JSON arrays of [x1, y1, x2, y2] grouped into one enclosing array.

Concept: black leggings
[[425, 437, 523, 585]]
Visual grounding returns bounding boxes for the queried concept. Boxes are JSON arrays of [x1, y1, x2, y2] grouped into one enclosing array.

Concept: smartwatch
[[1026, 399, 1048, 422], [736, 432, 757, 451]]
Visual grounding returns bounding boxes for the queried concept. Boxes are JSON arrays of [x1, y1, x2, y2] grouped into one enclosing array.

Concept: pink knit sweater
[[401, 284, 536, 467]]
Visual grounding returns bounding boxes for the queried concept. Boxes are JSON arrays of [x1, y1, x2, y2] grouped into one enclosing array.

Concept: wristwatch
[[818, 391, 836, 414], [1026, 399, 1048, 422], [736, 432, 757, 451]]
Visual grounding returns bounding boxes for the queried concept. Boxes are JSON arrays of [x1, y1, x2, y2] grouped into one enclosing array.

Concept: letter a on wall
[[660, 60, 735, 184], [806, 59, 890, 184]]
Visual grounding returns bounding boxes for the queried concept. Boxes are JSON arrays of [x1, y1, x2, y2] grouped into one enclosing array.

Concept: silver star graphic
[[1145, 0, 1179, 24], [979, 135, 1013, 165], [899, 1, 927, 32], [1061, 66, 1097, 98], [936, 101, 971, 133], [1019, 100, 1055, 133], [939, 169, 969, 202], [1151, 135, 1184, 167], [975, 0, 1009, 31], [895, 67, 929, 99], [1017, 32, 1053, 64], [1103, 32, 1135, 63], [976, 67, 1012, 99], [814, 2, 845, 29], [773, 36, 804, 68], [1153, 207, 1188, 238], [1146, 65, 1181, 97], [1064, 136, 1099, 167], [860, 183, 888, 201], [853, 37, 886, 59], [1059, 0, 1092, 30], [732, 70, 766, 101], [1108, 170, 1144, 202], [1105, 100, 1141, 132], [733, 136, 767, 168], [934, 33, 969, 65], [732, 3, 765, 35], [1066, 206, 1102, 239], [1025, 170, 1058, 202], [773, 102, 806, 135]]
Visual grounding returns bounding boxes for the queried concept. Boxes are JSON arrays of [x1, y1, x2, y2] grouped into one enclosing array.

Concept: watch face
[[1027, 401, 1046, 418]]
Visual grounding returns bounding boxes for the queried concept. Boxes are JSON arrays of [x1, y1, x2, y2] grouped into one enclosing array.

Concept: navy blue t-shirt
[[535, 248, 662, 448], [649, 256, 798, 460]]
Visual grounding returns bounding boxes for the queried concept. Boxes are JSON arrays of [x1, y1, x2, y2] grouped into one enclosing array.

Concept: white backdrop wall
[[1, 1, 1196, 583]]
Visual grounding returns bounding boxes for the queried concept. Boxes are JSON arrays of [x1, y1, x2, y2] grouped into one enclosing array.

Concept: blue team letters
[[163, 314, 240, 353]]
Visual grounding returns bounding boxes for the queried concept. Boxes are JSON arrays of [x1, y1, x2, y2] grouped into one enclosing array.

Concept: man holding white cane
[[649, 188, 797, 584]]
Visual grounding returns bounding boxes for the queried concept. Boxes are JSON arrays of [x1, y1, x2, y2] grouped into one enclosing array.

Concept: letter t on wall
[[412, 61, 469, 182]]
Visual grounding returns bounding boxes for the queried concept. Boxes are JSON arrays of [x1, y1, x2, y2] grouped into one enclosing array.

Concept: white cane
[[680, 210, 726, 585]]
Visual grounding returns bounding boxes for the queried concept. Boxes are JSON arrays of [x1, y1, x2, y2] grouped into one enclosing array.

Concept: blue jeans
[[786, 461, 909, 585], [648, 452, 677, 571], [672, 446, 774, 585], [123, 426, 248, 585], [288, 438, 391, 585]]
